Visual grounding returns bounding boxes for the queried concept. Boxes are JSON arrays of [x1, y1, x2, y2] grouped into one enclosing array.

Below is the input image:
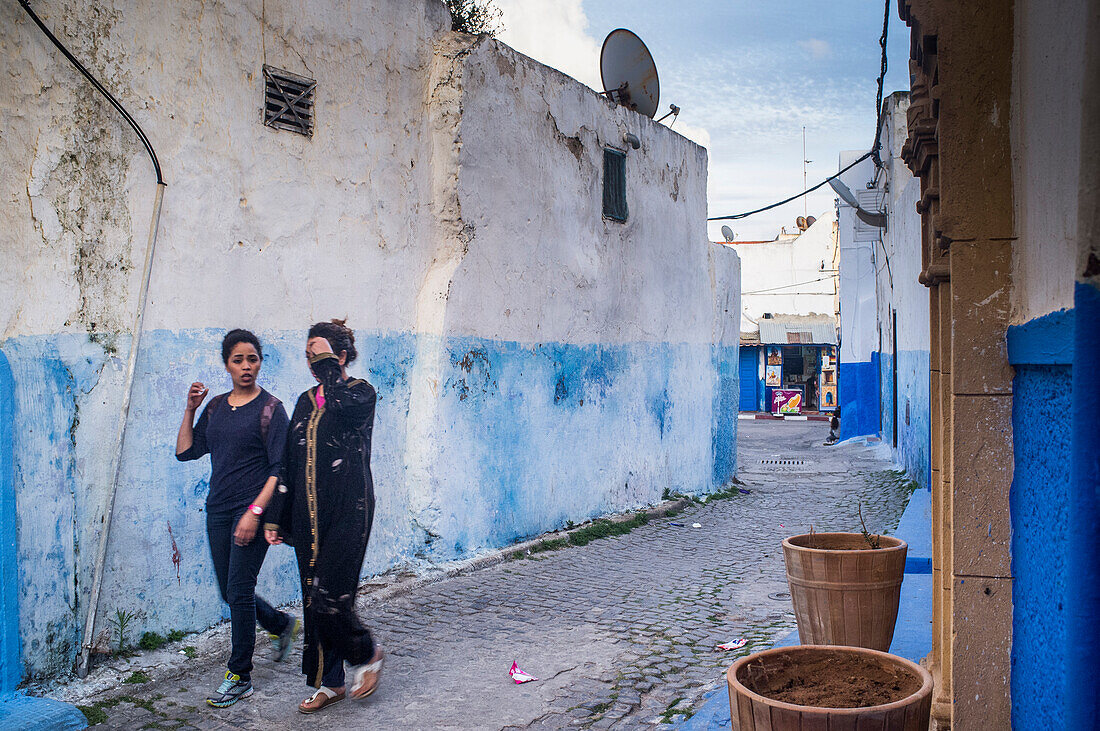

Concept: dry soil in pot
[[740, 650, 921, 708]]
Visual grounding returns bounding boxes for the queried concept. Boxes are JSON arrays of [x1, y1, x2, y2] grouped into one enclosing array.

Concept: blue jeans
[[206, 508, 289, 679], [321, 646, 346, 688]]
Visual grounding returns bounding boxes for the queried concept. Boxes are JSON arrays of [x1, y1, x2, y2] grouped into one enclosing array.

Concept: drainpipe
[[18, 1, 166, 678]]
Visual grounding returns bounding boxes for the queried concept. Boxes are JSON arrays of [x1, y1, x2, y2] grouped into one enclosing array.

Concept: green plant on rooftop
[[445, 0, 502, 36]]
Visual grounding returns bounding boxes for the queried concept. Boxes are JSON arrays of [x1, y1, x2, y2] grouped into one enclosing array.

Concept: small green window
[[603, 148, 627, 222]]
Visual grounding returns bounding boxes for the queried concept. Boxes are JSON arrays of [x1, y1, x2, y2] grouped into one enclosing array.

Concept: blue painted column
[[1066, 282, 1100, 724], [0, 350, 86, 730], [1007, 310, 1074, 729]]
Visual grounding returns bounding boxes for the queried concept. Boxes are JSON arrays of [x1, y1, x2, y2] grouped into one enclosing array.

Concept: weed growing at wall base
[[78, 694, 165, 726], [138, 632, 166, 651], [511, 512, 652, 558]]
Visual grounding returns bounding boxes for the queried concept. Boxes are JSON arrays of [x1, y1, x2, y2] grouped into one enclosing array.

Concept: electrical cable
[[870, 0, 891, 168], [708, 0, 891, 222], [19, 0, 164, 185], [742, 275, 837, 295], [708, 152, 873, 221]]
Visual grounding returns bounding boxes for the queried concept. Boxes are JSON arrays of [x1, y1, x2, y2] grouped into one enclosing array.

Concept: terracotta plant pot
[[727, 645, 933, 730], [782, 532, 907, 651]]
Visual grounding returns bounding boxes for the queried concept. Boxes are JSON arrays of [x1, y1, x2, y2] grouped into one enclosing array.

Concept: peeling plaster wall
[[1, 0, 735, 677], [404, 37, 735, 553]]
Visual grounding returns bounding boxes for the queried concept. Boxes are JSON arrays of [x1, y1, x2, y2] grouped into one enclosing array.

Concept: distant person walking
[[264, 319, 383, 714], [176, 329, 299, 708]]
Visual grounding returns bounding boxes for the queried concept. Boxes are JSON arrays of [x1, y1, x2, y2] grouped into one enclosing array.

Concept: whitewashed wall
[[1011, 0, 1085, 322], [728, 215, 837, 334], [1, 0, 739, 677], [835, 94, 929, 481]]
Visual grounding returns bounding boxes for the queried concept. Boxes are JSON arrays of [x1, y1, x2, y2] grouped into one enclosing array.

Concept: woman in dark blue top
[[175, 329, 299, 708]]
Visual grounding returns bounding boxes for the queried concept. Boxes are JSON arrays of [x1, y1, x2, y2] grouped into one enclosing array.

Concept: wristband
[[248, 504, 264, 516]]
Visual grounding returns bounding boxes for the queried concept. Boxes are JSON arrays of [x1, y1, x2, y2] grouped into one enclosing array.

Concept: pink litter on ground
[[716, 638, 748, 651], [509, 661, 538, 684]]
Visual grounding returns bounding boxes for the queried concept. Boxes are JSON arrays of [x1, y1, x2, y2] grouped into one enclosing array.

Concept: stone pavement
[[54, 420, 914, 729]]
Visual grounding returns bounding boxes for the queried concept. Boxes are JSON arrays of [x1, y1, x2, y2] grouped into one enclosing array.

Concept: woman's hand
[[265, 529, 283, 545], [186, 382, 209, 412], [306, 338, 334, 358], [234, 512, 259, 546]]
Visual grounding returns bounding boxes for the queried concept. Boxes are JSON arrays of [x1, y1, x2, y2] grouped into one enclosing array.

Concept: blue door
[[738, 347, 759, 412]]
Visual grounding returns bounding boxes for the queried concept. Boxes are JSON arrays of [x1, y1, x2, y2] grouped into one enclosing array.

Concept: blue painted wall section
[[1066, 283, 1100, 725], [879, 349, 931, 488], [712, 344, 739, 486], [1007, 307, 1073, 730], [0, 350, 20, 693], [1, 327, 737, 677], [0, 348, 85, 731], [838, 356, 880, 440]]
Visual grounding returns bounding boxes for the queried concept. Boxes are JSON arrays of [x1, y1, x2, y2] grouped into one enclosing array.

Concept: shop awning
[[758, 315, 837, 346]]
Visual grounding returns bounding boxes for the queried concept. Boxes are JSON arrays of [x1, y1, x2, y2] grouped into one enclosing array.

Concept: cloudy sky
[[493, 0, 912, 241]]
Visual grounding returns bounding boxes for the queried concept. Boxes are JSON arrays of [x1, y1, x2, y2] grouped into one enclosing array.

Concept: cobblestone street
[[56, 420, 916, 729]]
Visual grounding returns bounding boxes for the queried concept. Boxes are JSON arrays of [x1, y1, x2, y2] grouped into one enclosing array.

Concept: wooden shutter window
[[603, 148, 628, 222]]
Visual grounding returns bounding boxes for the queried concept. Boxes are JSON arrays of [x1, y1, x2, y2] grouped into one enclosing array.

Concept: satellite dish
[[806, 215, 817, 227], [600, 29, 660, 118], [721, 225, 735, 242], [830, 177, 887, 228], [855, 208, 888, 228], [796, 216, 808, 231], [828, 177, 860, 208]]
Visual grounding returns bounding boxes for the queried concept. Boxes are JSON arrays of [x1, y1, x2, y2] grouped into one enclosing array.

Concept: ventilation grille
[[263, 65, 315, 137], [853, 189, 884, 242]]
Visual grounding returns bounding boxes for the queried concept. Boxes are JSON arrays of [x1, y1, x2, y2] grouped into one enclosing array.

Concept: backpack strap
[[260, 394, 282, 443]]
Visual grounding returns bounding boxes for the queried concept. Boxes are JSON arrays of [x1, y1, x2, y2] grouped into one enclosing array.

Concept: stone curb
[[357, 497, 696, 606]]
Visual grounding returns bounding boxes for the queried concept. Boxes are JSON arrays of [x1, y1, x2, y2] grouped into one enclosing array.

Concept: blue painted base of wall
[[0, 351, 20, 692], [838, 357, 879, 440], [1066, 283, 1100, 724], [1, 327, 738, 677], [1007, 307, 1076, 730], [1010, 362, 1071, 730], [887, 350, 931, 488], [0, 694, 86, 730], [676, 488, 932, 730]]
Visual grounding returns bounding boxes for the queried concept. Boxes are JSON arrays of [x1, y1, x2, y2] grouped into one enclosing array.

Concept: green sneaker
[[270, 617, 301, 663], [205, 671, 253, 708]]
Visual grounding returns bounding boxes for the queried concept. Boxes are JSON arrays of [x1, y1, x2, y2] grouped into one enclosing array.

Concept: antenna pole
[[802, 126, 808, 217]]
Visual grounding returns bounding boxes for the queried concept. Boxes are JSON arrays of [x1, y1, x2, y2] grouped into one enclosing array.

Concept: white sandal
[[298, 685, 345, 714], [348, 650, 384, 699]]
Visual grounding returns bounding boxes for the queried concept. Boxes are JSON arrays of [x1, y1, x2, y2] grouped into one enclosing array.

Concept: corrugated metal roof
[[757, 315, 837, 345]]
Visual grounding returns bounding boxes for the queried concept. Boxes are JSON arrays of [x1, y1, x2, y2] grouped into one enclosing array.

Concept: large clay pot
[[727, 645, 933, 730], [782, 532, 907, 651]]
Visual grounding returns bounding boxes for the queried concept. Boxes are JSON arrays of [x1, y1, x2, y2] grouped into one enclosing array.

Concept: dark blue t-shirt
[[176, 388, 289, 514]]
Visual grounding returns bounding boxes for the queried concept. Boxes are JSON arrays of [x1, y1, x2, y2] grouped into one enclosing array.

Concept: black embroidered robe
[[265, 352, 377, 686]]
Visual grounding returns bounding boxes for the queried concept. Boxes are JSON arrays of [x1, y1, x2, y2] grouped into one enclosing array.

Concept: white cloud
[[797, 39, 832, 60], [494, 0, 603, 90], [671, 120, 711, 149]]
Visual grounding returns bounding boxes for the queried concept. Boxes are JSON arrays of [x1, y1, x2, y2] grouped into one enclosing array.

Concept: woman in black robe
[[264, 319, 382, 713]]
